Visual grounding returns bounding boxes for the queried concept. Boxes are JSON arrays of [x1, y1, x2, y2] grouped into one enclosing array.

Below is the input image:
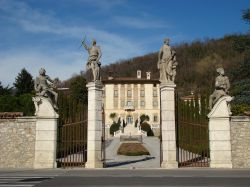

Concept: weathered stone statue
[[158, 38, 177, 84], [82, 39, 102, 82], [171, 50, 178, 83], [33, 68, 58, 113], [209, 67, 230, 110]]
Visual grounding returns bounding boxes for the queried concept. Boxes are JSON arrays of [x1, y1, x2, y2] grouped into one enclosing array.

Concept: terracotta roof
[[102, 77, 160, 84], [0, 112, 23, 119]]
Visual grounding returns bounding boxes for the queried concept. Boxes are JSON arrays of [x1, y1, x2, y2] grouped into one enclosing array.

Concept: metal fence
[[57, 120, 87, 168], [176, 93, 210, 167], [56, 91, 88, 168]]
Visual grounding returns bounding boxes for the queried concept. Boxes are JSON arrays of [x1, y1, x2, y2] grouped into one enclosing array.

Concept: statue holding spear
[[81, 37, 102, 82]]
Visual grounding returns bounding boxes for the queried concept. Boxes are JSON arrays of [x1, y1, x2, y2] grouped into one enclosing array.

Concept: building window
[[140, 100, 145, 107], [127, 90, 132, 97], [153, 100, 158, 107], [114, 99, 118, 108], [127, 101, 132, 106], [153, 90, 157, 97], [121, 100, 125, 107], [153, 115, 158, 122], [140, 90, 145, 97], [114, 90, 118, 97]]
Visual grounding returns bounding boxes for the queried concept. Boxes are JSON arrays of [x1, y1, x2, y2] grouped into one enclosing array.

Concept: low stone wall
[[152, 128, 160, 137], [231, 116, 250, 168], [0, 117, 36, 168]]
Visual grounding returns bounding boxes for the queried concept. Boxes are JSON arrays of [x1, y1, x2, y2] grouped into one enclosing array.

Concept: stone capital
[[160, 83, 176, 90], [208, 96, 232, 119], [87, 81, 103, 90]]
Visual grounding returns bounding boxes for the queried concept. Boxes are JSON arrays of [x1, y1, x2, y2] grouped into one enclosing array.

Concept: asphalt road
[[0, 169, 250, 187]]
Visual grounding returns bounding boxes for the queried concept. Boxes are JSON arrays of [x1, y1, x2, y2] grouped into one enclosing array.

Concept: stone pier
[[160, 83, 178, 168], [208, 96, 233, 168], [33, 97, 58, 169], [85, 81, 103, 168]]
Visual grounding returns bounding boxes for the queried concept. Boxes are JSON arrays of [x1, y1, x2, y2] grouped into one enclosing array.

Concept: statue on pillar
[[158, 38, 178, 84], [33, 68, 58, 115], [82, 39, 102, 82], [209, 67, 231, 110]]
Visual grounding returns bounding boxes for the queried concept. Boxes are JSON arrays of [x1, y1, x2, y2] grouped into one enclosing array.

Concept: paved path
[[0, 169, 65, 187], [105, 137, 160, 168], [1, 169, 250, 187]]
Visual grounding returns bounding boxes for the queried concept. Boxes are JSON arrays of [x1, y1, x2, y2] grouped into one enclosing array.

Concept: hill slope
[[85, 34, 249, 95]]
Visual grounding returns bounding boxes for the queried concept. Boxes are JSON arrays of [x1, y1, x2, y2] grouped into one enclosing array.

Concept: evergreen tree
[[242, 8, 250, 25], [69, 75, 88, 104], [13, 68, 34, 96], [0, 81, 12, 95]]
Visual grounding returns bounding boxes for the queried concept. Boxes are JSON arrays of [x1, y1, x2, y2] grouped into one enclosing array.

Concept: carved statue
[[209, 67, 230, 110], [82, 39, 102, 82], [34, 68, 58, 111], [171, 50, 178, 83], [158, 38, 177, 83]]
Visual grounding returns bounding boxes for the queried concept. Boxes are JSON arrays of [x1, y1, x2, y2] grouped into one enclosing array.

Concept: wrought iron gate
[[176, 93, 210, 167], [101, 105, 106, 167], [56, 92, 88, 168]]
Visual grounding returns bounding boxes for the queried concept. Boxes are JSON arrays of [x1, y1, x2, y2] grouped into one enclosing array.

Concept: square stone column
[[33, 97, 58, 169], [160, 83, 178, 168], [208, 96, 233, 168], [85, 81, 103, 168]]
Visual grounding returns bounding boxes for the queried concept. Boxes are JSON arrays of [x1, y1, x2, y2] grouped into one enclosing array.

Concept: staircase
[[124, 124, 138, 135], [113, 124, 148, 137]]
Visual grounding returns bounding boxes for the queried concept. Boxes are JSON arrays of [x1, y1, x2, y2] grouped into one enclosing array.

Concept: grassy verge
[[117, 143, 150, 156]]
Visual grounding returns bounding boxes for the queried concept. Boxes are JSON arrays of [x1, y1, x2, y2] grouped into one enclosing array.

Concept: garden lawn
[[117, 143, 150, 156]]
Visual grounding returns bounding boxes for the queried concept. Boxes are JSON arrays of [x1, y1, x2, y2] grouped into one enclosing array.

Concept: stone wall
[[0, 117, 36, 168], [152, 128, 160, 137], [231, 116, 250, 168]]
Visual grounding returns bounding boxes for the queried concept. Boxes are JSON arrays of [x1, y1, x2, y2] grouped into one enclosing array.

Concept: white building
[[102, 70, 160, 136]]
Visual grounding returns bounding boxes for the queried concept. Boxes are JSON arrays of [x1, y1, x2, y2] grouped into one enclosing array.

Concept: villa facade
[[102, 70, 160, 131]]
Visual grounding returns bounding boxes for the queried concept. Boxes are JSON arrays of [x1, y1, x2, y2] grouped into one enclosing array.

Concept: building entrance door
[[126, 115, 133, 124]]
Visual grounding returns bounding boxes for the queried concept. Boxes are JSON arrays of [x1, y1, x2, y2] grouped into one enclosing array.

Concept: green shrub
[[231, 104, 250, 116], [0, 94, 35, 116], [141, 122, 154, 136], [109, 118, 121, 135]]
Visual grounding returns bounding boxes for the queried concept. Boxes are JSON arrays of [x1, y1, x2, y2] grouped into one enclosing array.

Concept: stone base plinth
[[34, 117, 58, 169], [160, 83, 178, 169], [161, 161, 178, 169], [210, 163, 232, 168], [86, 81, 103, 168], [85, 160, 104, 168], [208, 96, 233, 169]]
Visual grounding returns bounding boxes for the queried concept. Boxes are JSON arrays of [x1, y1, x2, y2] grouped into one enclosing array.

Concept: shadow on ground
[[105, 156, 155, 167]]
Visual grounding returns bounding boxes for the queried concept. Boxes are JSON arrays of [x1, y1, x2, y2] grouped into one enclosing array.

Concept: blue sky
[[0, 0, 249, 85]]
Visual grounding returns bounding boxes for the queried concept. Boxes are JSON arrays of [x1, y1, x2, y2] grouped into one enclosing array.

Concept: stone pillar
[[33, 97, 58, 168], [85, 81, 103, 168], [208, 96, 233, 168], [160, 83, 178, 168]]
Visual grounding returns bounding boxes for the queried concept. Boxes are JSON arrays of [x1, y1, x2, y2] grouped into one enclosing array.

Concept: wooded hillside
[[85, 33, 250, 114]]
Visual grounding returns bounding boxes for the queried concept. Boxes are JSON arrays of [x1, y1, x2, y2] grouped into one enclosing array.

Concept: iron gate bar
[[57, 120, 87, 168], [176, 92, 210, 167]]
